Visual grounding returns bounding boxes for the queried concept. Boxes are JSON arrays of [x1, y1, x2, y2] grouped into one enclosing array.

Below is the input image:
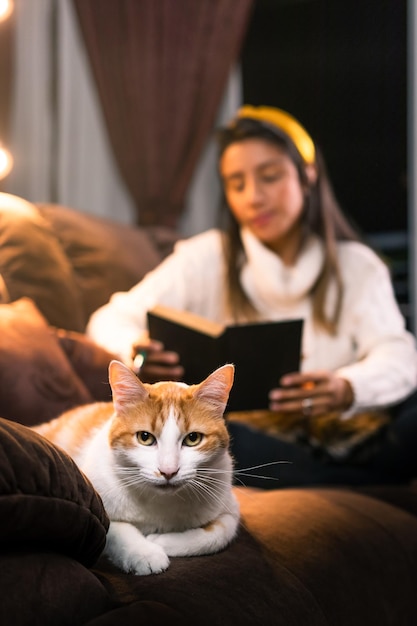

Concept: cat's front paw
[[114, 540, 170, 576], [131, 541, 170, 575], [105, 522, 170, 575]]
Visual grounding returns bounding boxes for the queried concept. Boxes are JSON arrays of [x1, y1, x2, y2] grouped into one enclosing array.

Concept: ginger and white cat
[[32, 360, 240, 576]]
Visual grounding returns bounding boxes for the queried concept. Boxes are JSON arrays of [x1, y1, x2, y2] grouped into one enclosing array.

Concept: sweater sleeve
[[335, 244, 417, 412], [86, 230, 224, 365]]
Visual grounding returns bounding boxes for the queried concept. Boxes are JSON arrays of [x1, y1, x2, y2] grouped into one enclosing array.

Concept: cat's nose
[[159, 468, 179, 481]]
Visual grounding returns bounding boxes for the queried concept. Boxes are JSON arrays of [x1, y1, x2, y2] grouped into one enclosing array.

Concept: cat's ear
[[194, 364, 234, 413], [108, 360, 149, 412]]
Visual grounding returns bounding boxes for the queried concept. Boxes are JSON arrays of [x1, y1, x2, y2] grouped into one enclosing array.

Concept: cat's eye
[[136, 431, 156, 446], [183, 432, 203, 447]]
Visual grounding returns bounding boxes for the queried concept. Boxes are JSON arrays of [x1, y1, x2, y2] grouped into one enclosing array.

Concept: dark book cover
[[147, 305, 303, 412]]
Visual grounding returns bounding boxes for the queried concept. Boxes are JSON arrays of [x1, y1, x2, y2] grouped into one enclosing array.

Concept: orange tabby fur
[[33, 361, 240, 576]]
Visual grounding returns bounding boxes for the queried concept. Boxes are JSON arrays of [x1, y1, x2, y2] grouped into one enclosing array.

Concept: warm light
[[0, 0, 14, 22], [0, 146, 13, 180]]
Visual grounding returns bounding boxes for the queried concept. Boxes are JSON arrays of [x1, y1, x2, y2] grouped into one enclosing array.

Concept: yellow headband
[[236, 105, 316, 165]]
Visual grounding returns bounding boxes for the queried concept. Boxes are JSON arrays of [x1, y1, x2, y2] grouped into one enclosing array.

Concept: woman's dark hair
[[216, 117, 360, 334]]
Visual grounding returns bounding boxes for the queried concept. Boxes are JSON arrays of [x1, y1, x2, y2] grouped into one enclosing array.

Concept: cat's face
[[107, 361, 234, 492]]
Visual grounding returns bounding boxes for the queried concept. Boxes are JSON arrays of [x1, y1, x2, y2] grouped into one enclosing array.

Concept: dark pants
[[227, 390, 417, 490]]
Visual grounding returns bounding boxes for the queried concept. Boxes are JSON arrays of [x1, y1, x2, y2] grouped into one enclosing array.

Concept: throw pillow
[[37, 203, 164, 324], [54, 328, 115, 402], [0, 195, 85, 330], [0, 417, 109, 566], [0, 298, 92, 426]]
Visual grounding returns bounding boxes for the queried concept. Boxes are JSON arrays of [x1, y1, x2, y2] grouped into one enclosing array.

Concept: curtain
[[56, 0, 135, 224], [72, 0, 254, 227], [4, 0, 136, 221]]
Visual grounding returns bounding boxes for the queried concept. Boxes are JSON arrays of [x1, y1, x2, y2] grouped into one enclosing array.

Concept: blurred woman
[[87, 105, 417, 487]]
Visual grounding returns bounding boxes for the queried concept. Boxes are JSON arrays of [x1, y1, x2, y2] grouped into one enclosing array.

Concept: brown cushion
[[0, 417, 109, 566], [0, 553, 110, 626], [0, 196, 85, 331], [37, 204, 165, 325], [86, 487, 417, 625], [0, 298, 93, 426], [55, 328, 115, 402], [234, 488, 417, 624]]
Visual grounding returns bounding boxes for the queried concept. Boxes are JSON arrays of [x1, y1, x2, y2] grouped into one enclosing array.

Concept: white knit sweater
[[87, 228, 417, 412]]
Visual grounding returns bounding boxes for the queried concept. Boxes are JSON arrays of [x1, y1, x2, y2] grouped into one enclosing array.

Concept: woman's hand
[[131, 338, 184, 383], [268, 370, 354, 416]]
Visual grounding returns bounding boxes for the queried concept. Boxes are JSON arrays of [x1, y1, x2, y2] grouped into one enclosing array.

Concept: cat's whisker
[[114, 475, 144, 487], [231, 476, 247, 488], [99, 471, 151, 498], [232, 464, 291, 484], [198, 460, 291, 483], [234, 472, 282, 482], [189, 476, 219, 498], [192, 481, 239, 517], [99, 479, 141, 500], [186, 479, 212, 505], [195, 487, 231, 514], [197, 479, 230, 492], [188, 480, 214, 507], [189, 477, 234, 513], [234, 460, 292, 474], [233, 460, 291, 482], [196, 466, 235, 473], [195, 474, 232, 495], [197, 468, 233, 484]]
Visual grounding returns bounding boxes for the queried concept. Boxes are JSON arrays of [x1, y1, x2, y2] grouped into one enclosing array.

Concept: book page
[[149, 304, 224, 338]]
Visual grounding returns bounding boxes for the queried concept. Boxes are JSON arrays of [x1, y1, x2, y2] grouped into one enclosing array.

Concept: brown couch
[[1, 196, 417, 625]]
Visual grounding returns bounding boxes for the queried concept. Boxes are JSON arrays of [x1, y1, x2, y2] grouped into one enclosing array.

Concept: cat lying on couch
[[33, 362, 240, 575]]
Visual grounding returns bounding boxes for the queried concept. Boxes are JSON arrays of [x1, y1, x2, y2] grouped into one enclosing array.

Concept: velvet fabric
[[36, 204, 168, 326], [0, 199, 85, 330], [2, 470, 417, 625], [55, 328, 114, 402], [0, 296, 122, 425], [0, 199, 178, 425], [0, 200, 178, 331], [82, 486, 417, 625], [0, 298, 93, 425], [0, 418, 109, 564], [0, 553, 112, 626], [71, 0, 254, 227]]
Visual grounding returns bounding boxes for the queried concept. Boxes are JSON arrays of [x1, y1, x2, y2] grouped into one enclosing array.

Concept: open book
[[147, 305, 303, 412]]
